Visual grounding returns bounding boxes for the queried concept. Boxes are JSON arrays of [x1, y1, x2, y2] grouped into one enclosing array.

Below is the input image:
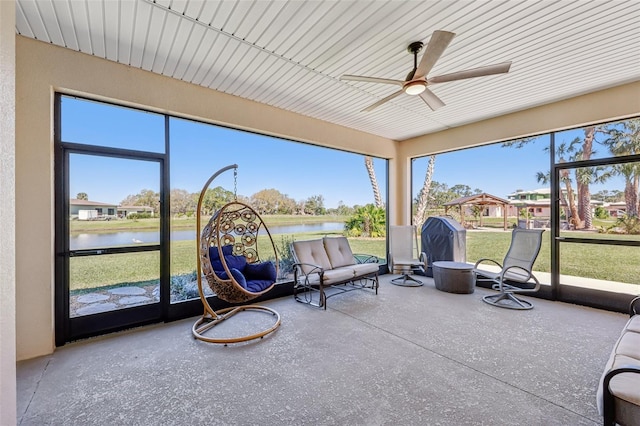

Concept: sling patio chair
[[388, 225, 427, 287], [473, 228, 544, 310]]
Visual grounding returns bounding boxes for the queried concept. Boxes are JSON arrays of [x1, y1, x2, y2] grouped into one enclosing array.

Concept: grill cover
[[421, 216, 466, 277]]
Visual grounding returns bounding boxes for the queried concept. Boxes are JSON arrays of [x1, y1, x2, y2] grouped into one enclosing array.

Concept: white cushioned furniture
[[291, 237, 379, 309], [598, 296, 640, 426]]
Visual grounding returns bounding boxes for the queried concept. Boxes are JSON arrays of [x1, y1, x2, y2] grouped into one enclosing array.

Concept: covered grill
[[421, 216, 466, 277]]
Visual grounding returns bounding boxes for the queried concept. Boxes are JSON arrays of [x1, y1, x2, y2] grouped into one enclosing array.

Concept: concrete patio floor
[[17, 275, 629, 425]]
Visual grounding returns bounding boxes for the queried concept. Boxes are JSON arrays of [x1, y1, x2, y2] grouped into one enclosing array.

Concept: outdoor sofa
[[291, 236, 379, 309], [598, 296, 640, 425]]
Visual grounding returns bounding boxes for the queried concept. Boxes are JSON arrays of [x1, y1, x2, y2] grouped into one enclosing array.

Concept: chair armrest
[[603, 365, 640, 425], [292, 262, 324, 276], [630, 296, 640, 316], [420, 252, 428, 269], [473, 258, 502, 269], [353, 254, 379, 264], [500, 265, 534, 282]]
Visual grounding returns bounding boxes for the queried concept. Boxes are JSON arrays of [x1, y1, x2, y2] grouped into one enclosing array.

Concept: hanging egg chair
[[192, 164, 281, 344]]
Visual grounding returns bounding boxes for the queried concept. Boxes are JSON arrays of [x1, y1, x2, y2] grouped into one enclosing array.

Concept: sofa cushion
[[351, 263, 379, 276], [626, 315, 640, 333], [292, 239, 332, 274], [597, 315, 640, 416], [320, 268, 357, 285], [616, 329, 640, 359], [323, 237, 355, 269]]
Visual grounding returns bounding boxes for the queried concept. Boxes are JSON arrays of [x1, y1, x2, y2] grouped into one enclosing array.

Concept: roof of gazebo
[[443, 193, 510, 207]]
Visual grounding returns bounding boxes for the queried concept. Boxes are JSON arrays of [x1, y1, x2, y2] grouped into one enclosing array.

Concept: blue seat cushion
[[244, 279, 274, 293], [208, 246, 275, 292]]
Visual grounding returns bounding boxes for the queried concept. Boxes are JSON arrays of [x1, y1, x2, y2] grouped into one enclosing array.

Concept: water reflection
[[70, 222, 344, 250]]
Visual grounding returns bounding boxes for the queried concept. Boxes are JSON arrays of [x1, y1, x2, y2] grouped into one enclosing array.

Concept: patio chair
[[473, 228, 544, 310], [388, 225, 426, 287], [192, 165, 281, 344]]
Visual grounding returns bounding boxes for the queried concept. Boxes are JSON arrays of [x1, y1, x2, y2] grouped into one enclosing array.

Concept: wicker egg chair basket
[[200, 201, 278, 303], [192, 164, 281, 344]]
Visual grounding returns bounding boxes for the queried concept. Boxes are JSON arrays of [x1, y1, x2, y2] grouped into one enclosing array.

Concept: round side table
[[432, 261, 475, 294]]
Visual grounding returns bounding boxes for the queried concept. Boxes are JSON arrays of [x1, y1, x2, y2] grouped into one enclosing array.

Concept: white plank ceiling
[[15, 0, 640, 141]]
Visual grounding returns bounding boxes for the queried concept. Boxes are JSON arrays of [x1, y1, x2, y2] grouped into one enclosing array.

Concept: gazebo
[[443, 193, 510, 230]]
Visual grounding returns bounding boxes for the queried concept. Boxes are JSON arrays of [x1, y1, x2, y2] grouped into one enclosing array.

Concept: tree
[[170, 188, 194, 216], [76, 192, 88, 200], [504, 136, 591, 227], [576, 127, 595, 229], [537, 143, 580, 228], [364, 156, 384, 208], [413, 155, 435, 228], [250, 189, 295, 215], [344, 204, 386, 237], [199, 186, 235, 216], [414, 181, 469, 214], [592, 189, 624, 202], [449, 184, 476, 198], [276, 196, 296, 215], [120, 189, 160, 217], [304, 195, 326, 215], [333, 201, 354, 216], [600, 118, 640, 217]]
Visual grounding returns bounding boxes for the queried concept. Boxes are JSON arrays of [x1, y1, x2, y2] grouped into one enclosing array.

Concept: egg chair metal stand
[[192, 164, 281, 345]]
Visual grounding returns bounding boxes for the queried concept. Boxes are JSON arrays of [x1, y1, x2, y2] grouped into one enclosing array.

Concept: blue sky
[[64, 96, 626, 208], [411, 137, 551, 200], [63, 96, 387, 208]]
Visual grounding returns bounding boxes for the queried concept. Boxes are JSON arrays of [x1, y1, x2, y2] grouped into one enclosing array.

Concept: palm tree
[[611, 162, 640, 217], [413, 155, 436, 228], [344, 204, 386, 237], [538, 143, 581, 228], [576, 127, 595, 229], [364, 156, 384, 208], [600, 119, 640, 217]]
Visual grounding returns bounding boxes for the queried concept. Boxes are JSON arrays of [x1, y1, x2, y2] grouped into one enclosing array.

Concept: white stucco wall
[[0, 1, 16, 422]]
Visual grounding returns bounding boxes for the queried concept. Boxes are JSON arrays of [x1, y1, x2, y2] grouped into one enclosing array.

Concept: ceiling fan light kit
[[403, 80, 426, 96], [340, 30, 512, 112]]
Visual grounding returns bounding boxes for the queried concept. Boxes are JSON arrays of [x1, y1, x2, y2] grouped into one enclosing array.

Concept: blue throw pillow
[[244, 261, 277, 282], [209, 246, 246, 272], [215, 268, 247, 289]]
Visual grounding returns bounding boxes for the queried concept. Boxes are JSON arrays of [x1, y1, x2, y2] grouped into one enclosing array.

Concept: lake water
[[70, 222, 345, 250]]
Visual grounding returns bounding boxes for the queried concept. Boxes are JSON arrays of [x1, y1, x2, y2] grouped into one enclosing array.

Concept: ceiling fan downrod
[[404, 41, 426, 94]]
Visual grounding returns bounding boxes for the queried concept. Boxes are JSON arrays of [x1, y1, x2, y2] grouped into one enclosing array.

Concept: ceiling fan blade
[[428, 62, 512, 84], [341, 75, 404, 86], [419, 88, 445, 111], [415, 30, 456, 79], [362, 90, 405, 112]]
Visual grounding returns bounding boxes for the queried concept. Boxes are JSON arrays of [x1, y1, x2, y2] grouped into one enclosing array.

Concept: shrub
[[128, 212, 153, 220], [615, 215, 640, 234], [594, 206, 609, 219], [275, 235, 295, 278], [170, 271, 208, 301], [344, 204, 386, 238]]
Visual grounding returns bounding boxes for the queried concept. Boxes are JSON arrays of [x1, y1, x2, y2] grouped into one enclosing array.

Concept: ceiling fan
[[340, 30, 511, 112]]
